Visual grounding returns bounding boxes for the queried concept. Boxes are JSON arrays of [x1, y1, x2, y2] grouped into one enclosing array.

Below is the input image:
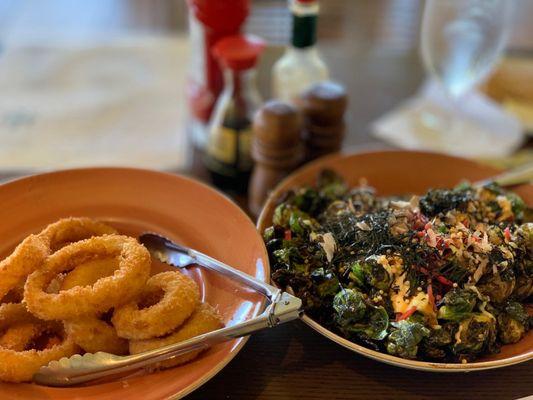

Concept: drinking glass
[[418, 0, 514, 138]]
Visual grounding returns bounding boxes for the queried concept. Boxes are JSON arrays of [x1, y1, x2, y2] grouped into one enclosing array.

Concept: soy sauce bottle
[[204, 34, 265, 194]]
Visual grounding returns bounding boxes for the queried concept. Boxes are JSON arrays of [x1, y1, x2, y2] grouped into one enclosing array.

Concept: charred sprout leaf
[[437, 288, 477, 321], [345, 305, 389, 341], [311, 268, 340, 297], [477, 271, 516, 304], [333, 288, 367, 327], [452, 314, 497, 356], [386, 320, 430, 359]]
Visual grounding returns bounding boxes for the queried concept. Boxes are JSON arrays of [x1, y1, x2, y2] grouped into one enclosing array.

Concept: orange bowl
[[0, 167, 268, 399], [257, 150, 533, 372]]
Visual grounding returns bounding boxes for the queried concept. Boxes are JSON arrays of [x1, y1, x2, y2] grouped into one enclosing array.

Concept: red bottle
[[186, 0, 249, 149]]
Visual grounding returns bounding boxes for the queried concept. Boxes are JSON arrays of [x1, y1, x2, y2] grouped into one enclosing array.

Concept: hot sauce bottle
[[204, 34, 265, 194], [186, 0, 250, 149]]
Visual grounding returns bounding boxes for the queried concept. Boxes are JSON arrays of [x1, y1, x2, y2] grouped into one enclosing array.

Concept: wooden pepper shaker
[[249, 100, 303, 217], [299, 81, 347, 161]]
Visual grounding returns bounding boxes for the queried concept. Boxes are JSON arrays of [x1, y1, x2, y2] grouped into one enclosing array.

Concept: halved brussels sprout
[[437, 288, 477, 321], [317, 170, 347, 200], [333, 288, 366, 326], [422, 323, 454, 360], [452, 314, 497, 356], [345, 305, 390, 341], [350, 258, 392, 291], [311, 268, 340, 298], [477, 271, 515, 304], [497, 301, 530, 344], [386, 320, 430, 359]]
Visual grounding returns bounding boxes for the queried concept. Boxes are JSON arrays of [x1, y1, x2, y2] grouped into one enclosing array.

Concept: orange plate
[[0, 167, 268, 399], [257, 150, 533, 372]]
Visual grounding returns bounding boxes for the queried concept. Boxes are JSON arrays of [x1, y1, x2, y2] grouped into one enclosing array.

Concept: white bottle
[[272, 0, 329, 104]]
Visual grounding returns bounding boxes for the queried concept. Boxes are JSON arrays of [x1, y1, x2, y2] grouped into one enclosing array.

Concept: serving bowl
[[257, 150, 533, 372], [0, 167, 268, 399]]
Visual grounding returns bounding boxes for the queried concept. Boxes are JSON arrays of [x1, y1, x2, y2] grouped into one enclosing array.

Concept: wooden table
[[0, 1, 531, 398]]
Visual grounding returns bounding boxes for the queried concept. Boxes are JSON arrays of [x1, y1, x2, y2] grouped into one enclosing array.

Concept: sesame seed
[[461, 359, 468, 364], [453, 283, 458, 288]]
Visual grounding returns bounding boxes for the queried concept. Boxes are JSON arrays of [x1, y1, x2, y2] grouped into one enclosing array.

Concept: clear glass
[[418, 0, 514, 137]]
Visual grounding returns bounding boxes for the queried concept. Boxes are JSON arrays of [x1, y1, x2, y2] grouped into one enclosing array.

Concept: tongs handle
[[186, 245, 280, 300]]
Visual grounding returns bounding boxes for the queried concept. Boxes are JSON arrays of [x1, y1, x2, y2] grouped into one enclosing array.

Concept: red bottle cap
[[212, 34, 266, 71], [188, 0, 249, 33]]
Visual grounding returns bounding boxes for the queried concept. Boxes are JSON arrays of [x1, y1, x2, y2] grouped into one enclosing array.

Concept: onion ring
[[0, 303, 78, 383], [112, 271, 200, 340], [0, 322, 48, 351], [129, 303, 223, 368], [61, 257, 128, 355], [38, 217, 117, 253], [24, 235, 151, 320], [64, 317, 128, 355], [61, 257, 120, 290], [0, 235, 48, 302]]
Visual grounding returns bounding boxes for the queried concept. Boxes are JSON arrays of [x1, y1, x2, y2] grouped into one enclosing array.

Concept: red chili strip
[[396, 306, 417, 321], [284, 229, 292, 240]]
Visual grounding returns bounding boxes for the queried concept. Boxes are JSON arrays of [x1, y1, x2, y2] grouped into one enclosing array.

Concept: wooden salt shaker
[[249, 100, 303, 217], [300, 81, 347, 161]]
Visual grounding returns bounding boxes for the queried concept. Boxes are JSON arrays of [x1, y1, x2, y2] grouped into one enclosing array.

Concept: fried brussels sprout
[[419, 187, 473, 217], [334, 288, 389, 341], [452, 314, 497, 356], [333, 289, 367, 326], [272, 204, 318, 236], [513, 272, 533, 301], [437, 288, 477, 321], [317, 170, 347, 201], [291, 187, 325, 215], [346, 305, 390, 341], [477, 271, 515, 304], [421, 323, 454, 360], [497, 301, 530, 344], [386, 320, 430, 359], [311, 268, 340, 298], [351, 259, 392, 291]]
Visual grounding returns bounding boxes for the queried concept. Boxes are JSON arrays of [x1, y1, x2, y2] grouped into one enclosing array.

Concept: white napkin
[[371, 80, 524, 158], [0, 35, 190, 172]]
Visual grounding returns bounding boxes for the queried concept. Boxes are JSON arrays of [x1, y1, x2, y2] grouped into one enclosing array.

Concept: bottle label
[[292, 14, 317, 48], [206, 126, 253, 175]]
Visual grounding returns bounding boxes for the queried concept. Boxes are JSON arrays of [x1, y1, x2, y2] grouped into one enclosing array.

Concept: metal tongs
[[33, 233, 302, 386]]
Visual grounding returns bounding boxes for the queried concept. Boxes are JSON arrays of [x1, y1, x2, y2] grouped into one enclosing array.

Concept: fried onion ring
[[64, 317, 128, 355], [0, 235, 48, 302], [61, 257, 128, 354], [0, 304, 78, 383], [129, 303, 223, 368], [61, 257, 120, 290], [0, 322, 48, 351], [38, 217, 117, 253], [112, 271, 200, 340], [24, 235, 151, 320]]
